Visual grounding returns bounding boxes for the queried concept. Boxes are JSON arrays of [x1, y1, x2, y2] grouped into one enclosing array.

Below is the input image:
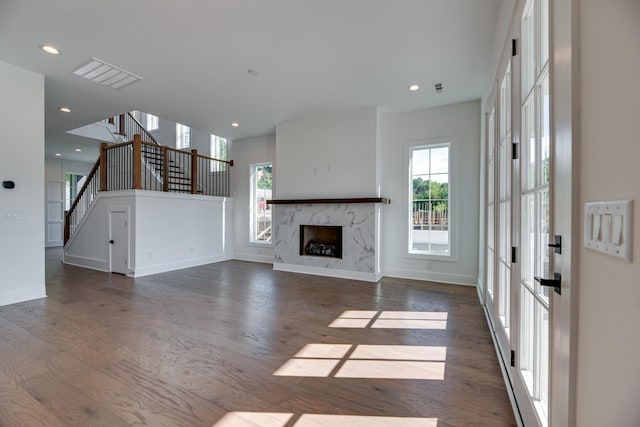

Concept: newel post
[[190, 149, 198, 194], [99, 142, 107, 191], [132, 134, 143, 190]]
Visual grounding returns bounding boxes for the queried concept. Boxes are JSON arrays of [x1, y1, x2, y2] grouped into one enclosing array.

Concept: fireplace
[[300, 225, 343, 259]]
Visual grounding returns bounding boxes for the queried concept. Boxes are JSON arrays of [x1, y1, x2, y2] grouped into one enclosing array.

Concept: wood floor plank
[[0, 248, 516, 426], [21, 371, 128, 427]]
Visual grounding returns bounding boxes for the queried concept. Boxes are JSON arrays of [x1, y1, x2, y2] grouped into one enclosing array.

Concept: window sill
[[405, 252, 457, 263], [248, 241, 273, 248]]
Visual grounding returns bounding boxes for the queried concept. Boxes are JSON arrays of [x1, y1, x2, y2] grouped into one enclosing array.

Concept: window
[[65, 173, 86, 210], [250, 163, 272, 244], [408, 143, 450, 256], [146, 114, 159, 131], [176, 123, 190, 149], [210, 134, 228, 172]]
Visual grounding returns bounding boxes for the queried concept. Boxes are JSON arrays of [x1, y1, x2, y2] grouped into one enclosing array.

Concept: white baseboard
[[132, 254, 228, 277], [383, 267, 477, 286], [273, 263, 382, 282], [0, 285, 47, 307], [233, 252, 274, 264], [63, 254, 109, 272]]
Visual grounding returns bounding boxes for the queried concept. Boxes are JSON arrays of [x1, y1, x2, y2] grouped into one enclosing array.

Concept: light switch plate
[[584, 200, 633, 262]]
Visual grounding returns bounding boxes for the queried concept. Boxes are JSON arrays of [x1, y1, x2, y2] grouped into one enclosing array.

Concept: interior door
[[109, 211, 128, 274]]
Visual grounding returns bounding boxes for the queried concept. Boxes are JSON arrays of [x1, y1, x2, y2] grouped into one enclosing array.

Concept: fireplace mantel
[[267, 197, 390, 205]]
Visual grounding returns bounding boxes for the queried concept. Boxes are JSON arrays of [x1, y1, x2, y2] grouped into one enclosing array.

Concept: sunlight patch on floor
[[212, 412, 438, 427], [329, 310, 448, 329], [213, 411, 293, 427], [274, 344, 446, 379]]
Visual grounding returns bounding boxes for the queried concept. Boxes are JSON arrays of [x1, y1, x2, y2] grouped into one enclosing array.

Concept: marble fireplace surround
[[269, 198, 389, 282]]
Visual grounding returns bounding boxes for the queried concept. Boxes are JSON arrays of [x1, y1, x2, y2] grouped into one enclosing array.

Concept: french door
[[485, 0, 557, 425]]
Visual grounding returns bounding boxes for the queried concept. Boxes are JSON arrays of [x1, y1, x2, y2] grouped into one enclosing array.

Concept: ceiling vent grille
[[73, 58, 143, 90]]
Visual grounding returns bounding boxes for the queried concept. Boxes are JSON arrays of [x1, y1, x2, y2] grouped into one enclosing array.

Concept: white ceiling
[[0, 0, 501, 163]]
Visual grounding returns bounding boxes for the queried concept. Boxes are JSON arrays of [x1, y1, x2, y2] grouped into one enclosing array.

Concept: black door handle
[[548, 235, 562, 254], [534, 272, 561, 295], [109, 240, 114, 244]]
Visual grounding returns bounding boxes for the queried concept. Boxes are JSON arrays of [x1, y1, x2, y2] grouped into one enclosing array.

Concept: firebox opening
[[300, 225, 343, 259]]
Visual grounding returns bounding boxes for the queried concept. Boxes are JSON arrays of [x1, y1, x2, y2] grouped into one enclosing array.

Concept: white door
[[109, 211, 128, 274], [46, 181, 64, 246]]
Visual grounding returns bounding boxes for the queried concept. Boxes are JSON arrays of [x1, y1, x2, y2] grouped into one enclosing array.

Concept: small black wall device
[[2, 180, 15, 189]]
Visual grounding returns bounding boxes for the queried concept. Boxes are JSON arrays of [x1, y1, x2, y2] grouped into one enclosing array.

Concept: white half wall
[[134, 192, 233, 276], [576, 1, 640, 425], [231, 134, 275, 263], [379, 100, 481, 285], [275, 108, 378, 198], [64, 191, 233, 277], [0, 60, 46, 306]]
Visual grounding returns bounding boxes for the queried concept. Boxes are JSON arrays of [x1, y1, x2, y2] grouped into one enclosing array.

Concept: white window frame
[[146, 114, 159, 132], [249, 162, 273, 245], [210, 134, 228, 172], [176, 123, 190, 149], [405, 140, 455, 261]]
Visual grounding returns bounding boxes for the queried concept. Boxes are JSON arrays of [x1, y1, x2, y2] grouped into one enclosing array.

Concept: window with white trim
[[176, 123, 190, 149], [146, 114, 159, 131], [250, 162, 272, 243], [408, 143, 450, 256], [210, 134, 228, 172]]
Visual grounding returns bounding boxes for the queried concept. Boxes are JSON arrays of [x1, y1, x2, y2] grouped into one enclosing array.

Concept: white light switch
[[584, 200, 633, 261], [612, 215, 623, 245]]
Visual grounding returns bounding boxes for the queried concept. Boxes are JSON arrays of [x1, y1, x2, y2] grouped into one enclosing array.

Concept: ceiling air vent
[[434, 83, 443, 93], [73, 58, 143, 90]]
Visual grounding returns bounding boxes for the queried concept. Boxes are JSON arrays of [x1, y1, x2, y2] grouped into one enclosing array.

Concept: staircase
[[64, 113, 233, 244]]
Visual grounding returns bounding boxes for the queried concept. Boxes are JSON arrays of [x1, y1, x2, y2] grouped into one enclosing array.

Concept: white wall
[[275, 108, 378, 198], [576, 0, 640, 425], [232, 134, 275, 263], [64, 192, 136, 272], [64, 191, 233, 277], [379, 100, 481, 285], [0, 60, 46, 306]]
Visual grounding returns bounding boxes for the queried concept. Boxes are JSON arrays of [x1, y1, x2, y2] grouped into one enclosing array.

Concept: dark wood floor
[[0, 248, 515, 426]]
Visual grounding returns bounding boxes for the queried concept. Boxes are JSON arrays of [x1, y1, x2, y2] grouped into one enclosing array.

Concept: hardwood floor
[[0, 248, 516, 426]]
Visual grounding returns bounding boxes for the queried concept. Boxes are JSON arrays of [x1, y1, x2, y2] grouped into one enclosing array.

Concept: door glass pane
[[520, 288, 534, 390], [538, 304, 550, 416], [541, 0, 549, 67], [522, 193, 535, 289], [537, 190, 550, 300], [521, 0, 535, 95], [541, 75, 550, 185]]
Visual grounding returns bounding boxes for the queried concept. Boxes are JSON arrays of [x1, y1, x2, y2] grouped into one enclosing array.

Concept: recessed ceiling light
[[74, 148, 82, 152], [409, 84, 420, 92], [231, 122, 240, 127], [40, 45, 60, 55], [55, 153, 62, 157], [59, 106, 71, 113]]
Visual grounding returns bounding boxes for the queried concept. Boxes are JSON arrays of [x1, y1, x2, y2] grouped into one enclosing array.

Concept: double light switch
[[584, 200, 633, 261]]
